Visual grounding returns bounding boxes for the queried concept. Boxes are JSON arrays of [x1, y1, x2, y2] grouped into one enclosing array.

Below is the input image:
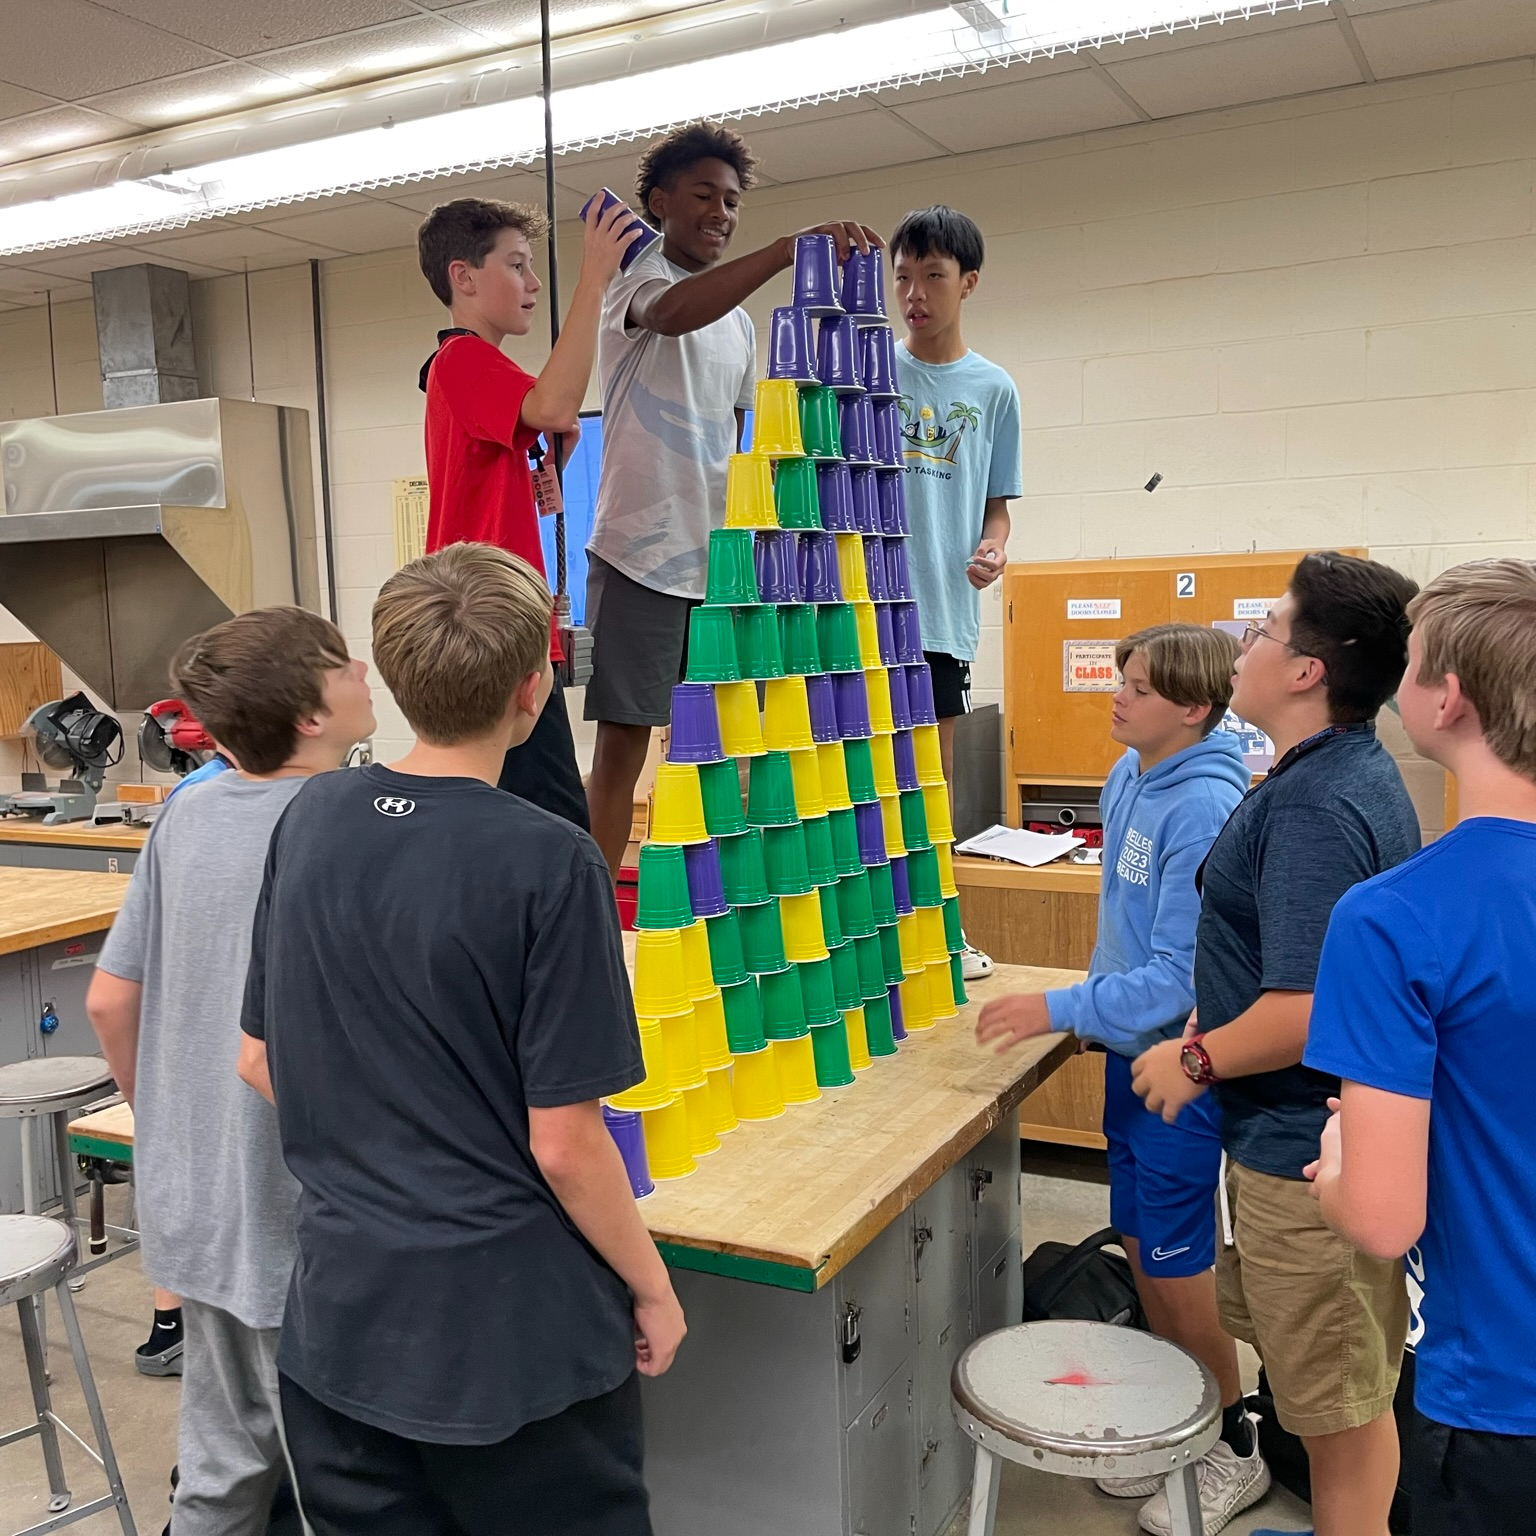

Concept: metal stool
[[0, 1058, 116, 1227], [1, 1214, 137, 1535], [952, 1319, 1221, 1536]]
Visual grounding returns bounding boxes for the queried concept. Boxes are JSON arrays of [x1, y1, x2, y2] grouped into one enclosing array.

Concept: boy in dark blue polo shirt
[[1132, 552, 1421, 1536], [1306, 559, 1536, 1536]]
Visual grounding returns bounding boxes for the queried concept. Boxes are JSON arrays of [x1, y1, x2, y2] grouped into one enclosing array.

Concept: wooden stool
[[0, 1058, 116, 1225], [952, 1319, 1220, 1536], [0, 1214, 137, 1535]]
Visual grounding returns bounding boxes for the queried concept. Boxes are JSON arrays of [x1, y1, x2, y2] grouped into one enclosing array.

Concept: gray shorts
[[583, 554, 699, 728]]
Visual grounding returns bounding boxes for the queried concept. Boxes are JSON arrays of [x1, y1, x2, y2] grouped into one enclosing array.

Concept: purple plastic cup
[[893, 729, 919, 791], [755, 529, 801, 604], [859, 323, 900, 397], [888, 665, 913, 732], [668, 682, 726, 764], [840, 246, 887, 323], [816, 462, 856, 532], [872, 400, 904, 468], [890, 854, 914, 916], [792, 233, 843, 315], [806, 672, 840, 744], [850, 467, 881, 535], [876, 469, 907, 535], [685, 837, 730, 919], [833, 669, 873, 740], [906, 662, 938, 726], [891, 601, 924, 664], [839, 394, 878, 466], [579, 188, 659, 272], [602, 1105, 655, 1198], [767, 305, 819, 383], [798, 529, 842, 604], [863, 535, 890, 602], [874, 604, 898, 667], [885, 539, 913, 601], [816, 314, 863, 394], [854, 800, 889, 866], [888, 983, 908, 1041]]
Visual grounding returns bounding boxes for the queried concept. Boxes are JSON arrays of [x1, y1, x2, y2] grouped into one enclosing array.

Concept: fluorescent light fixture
[[0, 0, 1329, 255]]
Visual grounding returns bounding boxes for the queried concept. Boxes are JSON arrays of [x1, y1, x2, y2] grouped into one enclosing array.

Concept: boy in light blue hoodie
[[978, 624, 1266, 1536]]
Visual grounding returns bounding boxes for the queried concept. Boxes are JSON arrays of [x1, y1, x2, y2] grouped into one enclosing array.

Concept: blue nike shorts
[[1103, 1048, 1222, 1279]]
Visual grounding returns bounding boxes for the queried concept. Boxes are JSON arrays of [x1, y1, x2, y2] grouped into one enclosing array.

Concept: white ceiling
[[1, 0, 1534, 306]]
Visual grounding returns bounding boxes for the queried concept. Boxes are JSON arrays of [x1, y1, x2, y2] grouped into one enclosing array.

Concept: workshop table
[[0, 819, 148, 873]]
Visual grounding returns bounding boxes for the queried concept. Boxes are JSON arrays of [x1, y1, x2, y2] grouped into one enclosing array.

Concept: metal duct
[[91, 263, 200, 408]]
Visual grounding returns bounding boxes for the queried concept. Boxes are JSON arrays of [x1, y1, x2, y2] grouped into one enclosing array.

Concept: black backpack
[[1022, 1226, 1151, 1330]]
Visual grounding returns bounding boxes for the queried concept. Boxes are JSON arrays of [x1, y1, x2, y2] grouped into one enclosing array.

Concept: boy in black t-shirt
[[239, 542, 684, 1536]]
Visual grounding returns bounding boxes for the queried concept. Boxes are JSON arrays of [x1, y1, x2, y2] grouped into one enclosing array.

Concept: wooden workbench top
[[953, 854, 1102, 895], [0, 868, 130, 955], [0, 819, 150, 851]]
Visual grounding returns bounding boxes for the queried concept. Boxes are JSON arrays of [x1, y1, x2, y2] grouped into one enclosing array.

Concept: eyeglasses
[[1241, 622, 1302, 654]]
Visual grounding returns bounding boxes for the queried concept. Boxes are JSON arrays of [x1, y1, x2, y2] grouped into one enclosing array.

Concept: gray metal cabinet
[[846, 1363, 914, 1536], [975, 1238, 1024, 1341], [834, 1212, 911, 1427], [20, 845, 140, 874]]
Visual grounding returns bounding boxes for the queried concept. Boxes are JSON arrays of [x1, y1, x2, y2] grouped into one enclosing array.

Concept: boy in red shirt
[[417, 195, 636, 826]]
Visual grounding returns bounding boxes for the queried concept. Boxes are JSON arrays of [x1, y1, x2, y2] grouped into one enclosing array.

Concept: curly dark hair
[[634, 121, 758, 219]]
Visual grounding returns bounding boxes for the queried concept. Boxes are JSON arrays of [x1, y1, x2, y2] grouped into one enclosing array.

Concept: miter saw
[[88, 699, 216, 827], [0, 692, 124, 825]]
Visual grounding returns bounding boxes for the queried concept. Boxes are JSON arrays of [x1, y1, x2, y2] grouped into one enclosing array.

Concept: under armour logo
[[373, 796, 415, 817]]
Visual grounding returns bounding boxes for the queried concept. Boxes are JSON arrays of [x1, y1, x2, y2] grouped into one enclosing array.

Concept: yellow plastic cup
[[917, 904, 949, 966], [928, 960, 958, 1021], [731, 1044, 785, 1121], [935, 838, 959, 899], [724, 452, 778, 527], [879, 794, 907, 860], [900, 970, 936, 1032], [854, 602, 882, 669], [752, 379, 806, 458], [868, 733, 898, 799], [788, 748, 827, 820], [683, 1083, 721, 1156], [775, 1033, 822, 1104], [912, 723, 946, 788], [607, 1021, 673, 1110], [680, 920, 717, 1002], [816, 742, 853, 811], [661, 1007, 706, 1091], [716, 680, 767, 757], [866, 667, 895, 735], [650, 762, 709, 844], [762, 675, 814, 752], [707, 1065, 739, 1134], [923, 783, 955, 844], [641, 1097, 695, 1180], [845, 1006, 872, 1071], [633, 929, 690, 1017], [693, 987, 731, 1070], [897, 911, 924, 978], [836, 534, 870, 602], [779, 890, 829, 963]]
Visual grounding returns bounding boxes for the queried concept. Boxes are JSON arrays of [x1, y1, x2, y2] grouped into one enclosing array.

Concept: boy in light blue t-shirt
[[891, 205, 1022, 980]]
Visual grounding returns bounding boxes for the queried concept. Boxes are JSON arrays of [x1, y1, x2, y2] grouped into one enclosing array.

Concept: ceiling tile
[[874, 53, 1089, 108], [0, 106, 139, 169], [10, 246, 164, 280], [1349, 0, 1536, 77], [261, 199, 425, 251], [1103, 20, 1362, 117], [748, 109, 944, 185], [91, 0, 419, 57], [252, 15, 495, 89], [137, 225, 346, 268], [891, 68, 1140, 153], [0, 265, 82, 295], [439, 0, 678, 48], [82, 61, 298, 129], [387, 168, 552, 210], [0, 82, 59, 122]]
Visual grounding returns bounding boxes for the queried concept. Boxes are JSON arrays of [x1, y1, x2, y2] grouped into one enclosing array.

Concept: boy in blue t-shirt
[[891, 205, 1021, 979], [1306, 559, 1536, 1536]]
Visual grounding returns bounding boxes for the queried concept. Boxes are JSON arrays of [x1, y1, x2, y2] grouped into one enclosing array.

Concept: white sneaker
[[1136, 1433, 1271, 1536], [961, 942, 993, 981], [1095, 1473, 1163, 1499]]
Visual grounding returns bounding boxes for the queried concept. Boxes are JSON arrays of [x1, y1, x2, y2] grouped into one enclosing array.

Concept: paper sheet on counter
[[955, 824, 1085, 868]]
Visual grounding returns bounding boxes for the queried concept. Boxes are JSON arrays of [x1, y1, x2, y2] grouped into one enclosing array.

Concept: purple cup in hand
[[579, 187, 658, 271], [602, 1105, 654, 1198]]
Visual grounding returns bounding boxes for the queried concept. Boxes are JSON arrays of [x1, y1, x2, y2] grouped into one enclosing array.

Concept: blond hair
[[1408, 558, 1536, 782], [1115, 624, 1241, 737], [373, 543, 552, 745]]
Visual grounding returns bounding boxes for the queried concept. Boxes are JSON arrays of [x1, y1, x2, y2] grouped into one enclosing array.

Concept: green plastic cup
[[950, 952, 969, 1008], [828, 807, 863, 877], [705, 909, 749, 986], [698, 759, 747, 837], [803, 815, 837, 887], [634, 843, 693, 929], [735, 605, 785, 679], [759, 965, 808, 1039], [817, 878, 844, 948], [906, 843, 943, 908], [798, 957, 839, 1026], [685, 605, 742, 683], [836, 869, 878, 939], [898, 788, 931, 852], [718, 828, 769, 905], [799, 385, 843, 460], [778, 605, 822, 675], [828, 941, 863, 1012], [854, 933, 887, 1001], [774, 456, 822, 529], [942, 894, 965, 954], [721, 976, 766, 1053], [816, 603, 861, 673], [762, 822, 812, 896], [738, 898, 788, 973], [747, 751, 799, 827], [706, 527, 759, 604], [809, 1018, 855, 1086], [878, 922, 906, 985], [843, 738, 878, 804], [868, 861, 898, 927], [863, 990, 898, 1056]]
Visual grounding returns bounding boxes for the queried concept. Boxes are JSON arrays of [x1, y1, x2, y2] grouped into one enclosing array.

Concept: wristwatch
[[1180, 1033, 1219, 1085]]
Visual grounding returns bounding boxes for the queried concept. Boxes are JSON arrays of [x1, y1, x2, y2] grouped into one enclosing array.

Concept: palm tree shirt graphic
[[898, 397, 983, 469]]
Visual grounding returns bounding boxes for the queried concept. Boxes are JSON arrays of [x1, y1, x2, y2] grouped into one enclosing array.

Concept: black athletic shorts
[[278, 1371, 651, 1536], [1409, 1409, 1536, 1536], [497, 672, 589, 831], [924, 650, 972, 721], [583, 554, 697, 729]]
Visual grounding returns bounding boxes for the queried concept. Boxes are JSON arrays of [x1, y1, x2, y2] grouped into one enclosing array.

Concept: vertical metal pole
[[309, 259, 340, 622], [540, 0, 569, 611]]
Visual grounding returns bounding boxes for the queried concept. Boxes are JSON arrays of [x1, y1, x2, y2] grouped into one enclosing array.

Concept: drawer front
[[974, 1237, 1023, 1340], [835, 1213, 913, 1428], [847, 1362, 915, 1536], [967, 1119, 1022, 1268]]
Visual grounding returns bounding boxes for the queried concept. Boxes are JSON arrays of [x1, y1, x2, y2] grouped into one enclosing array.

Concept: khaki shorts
[[1217, 1158, 1407, 1439]]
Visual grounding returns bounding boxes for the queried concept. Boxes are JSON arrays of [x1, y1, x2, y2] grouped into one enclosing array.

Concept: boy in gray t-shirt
[[89, 607, 375, 1536]]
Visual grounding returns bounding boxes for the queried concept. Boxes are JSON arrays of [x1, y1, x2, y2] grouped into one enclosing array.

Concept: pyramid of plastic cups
[[876, 469, 908, 535], [606, 1023, 672, 1110], [806, 673, 840, 745], [686, 605, 741, 683], [936, 840, 959, 899], [869, 732, 899, 798], [917, 904, 949, 966], [864, 535, 891, 601], [810, 1018, 855, 1087], [859, 322, 900, 397], [888, 982, 908, 1040], [863, 989, 898, 1056], [898, 912, 923, 977], [747, 750, 798, 827], [928, 961, 958, 1021], [907, 663, 939, 726], [683, 1085, 719, 1156], [892, 729, 920, 794], [760, 965, 808, 1040], [680, 920, 718, 1001], [780, 891, 828, 962], [752, 378, 807, 457], [706, 908, 749, 985], [734, 606, 785, 681], [721, 976, 766, 1053], [885, 539, 913, 600], [854, 604, 882, 670], [763, 676, 813, 752], [602, 1105, 656, 1197], [817, 604, 861, 672], [836, 867, 878, 938], [950, 953, 968, 1008], [731, 1042, 784, 1121], [840, 395, 879, 467], [776, 1034, 821, 1104], [901, 970, 935, 1032], [635, 843, 694, 929], [879, 795, 907, 861], [650, 762, 708, 844], [891, 601, 924, 664], [797, 531, 842, 606], [767, 304, 819, 383], [706, 528, 760, 604], [866, 668, 895, 734], [912, 722, 946, 786], [698, 758, 747, 837], [943, 895, 964, 956], [924, 783, 955, 844], [836, 534, 870, 602], [828, 941, 863, 1013], [850, 468, 880, 534], [888, 667, 913, 732], [890, 854, 914, 917], [846, 1007, 872, 1072], [662, 1008, 706, 1090], [899, 787, 932, 852], [816, 460, 856, 530], [762, 823, 812, 897], [872, 400, 904, 468], [707, 1066, 738, 1134], [815, 872, 842, 942], [879, 923, 907, 986], [874, 604, 899, 668], [738, 898, 787, 973], [791, 232, 843, 315], [799, 385, 843, 461], [841, 246, 887, 324], [779, 605, 822, 676], [854, 799, 888, 866], [906, 845, 943, 908], [799, 957, 839, 1026], [641, 1098, 694, 1180], [843, 737, 878, 803], [774, 456, 822, 530], [755, 528, 801, 604], [820, 746, 856, 815], [828, 805, 862, 876], [717, 827, 770, 906], [724, 452, 779, 528], [833, 670, 873, 740], [667, 682, 725, 765], [868, 862, 898, 927], [694, 990, 732, 1070], [816, 313, 864, 393]]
